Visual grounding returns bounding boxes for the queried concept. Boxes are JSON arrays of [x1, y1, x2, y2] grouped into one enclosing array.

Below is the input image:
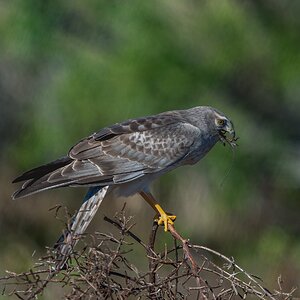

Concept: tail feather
[[12, 156, 74, 199], [12, 177, 79, 199], [13, 156, 72, 183], [12, 158, 111, 270], [54, 186, 109, 270], [12, 156, 109, 199]]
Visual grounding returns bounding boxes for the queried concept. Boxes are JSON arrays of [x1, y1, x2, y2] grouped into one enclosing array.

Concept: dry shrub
[[0, 206, 297, 300]]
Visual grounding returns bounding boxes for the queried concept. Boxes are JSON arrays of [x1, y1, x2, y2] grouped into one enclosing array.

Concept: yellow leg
[[140, 191, 176, 232]]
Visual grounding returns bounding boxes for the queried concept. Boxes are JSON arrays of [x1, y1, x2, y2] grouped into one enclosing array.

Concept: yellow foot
[[155, 213, 177, 232]]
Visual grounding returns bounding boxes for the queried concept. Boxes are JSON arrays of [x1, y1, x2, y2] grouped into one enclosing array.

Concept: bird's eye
[[216, 119, 226, 126]]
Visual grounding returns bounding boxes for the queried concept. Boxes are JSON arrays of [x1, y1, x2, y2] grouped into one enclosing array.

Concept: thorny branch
[[0, 207, 297, 300]]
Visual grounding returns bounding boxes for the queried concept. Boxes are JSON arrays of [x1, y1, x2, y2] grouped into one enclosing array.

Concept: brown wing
[[12, 113, 200, 198], [67, 121, 200, 185]]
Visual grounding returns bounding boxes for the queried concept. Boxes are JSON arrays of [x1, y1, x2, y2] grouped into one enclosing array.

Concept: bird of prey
[[12, 106, 237, 267]]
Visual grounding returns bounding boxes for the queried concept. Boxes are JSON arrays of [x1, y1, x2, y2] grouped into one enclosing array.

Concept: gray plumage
[[54, 186, 108, 269], [13, 106, 236, 199], [12, 106, 237, 268]]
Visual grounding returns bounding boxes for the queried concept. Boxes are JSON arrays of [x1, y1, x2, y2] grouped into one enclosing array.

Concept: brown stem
[[174, 237, 179, 296], [147, 220, 159, 299], [168, 224, 208, 300]]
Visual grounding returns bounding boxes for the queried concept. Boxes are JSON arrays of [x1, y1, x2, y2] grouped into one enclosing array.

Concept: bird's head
[[212, 109, 238, 148]]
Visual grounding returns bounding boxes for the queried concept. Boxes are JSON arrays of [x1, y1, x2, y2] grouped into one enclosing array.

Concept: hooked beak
[[218, 121, 238, 148]]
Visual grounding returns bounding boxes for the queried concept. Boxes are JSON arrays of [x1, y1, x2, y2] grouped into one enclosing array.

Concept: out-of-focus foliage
[[0, 0, 299, 298]]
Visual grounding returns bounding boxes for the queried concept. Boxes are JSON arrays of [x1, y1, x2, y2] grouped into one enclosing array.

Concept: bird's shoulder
[[93, 111, 185, 141]]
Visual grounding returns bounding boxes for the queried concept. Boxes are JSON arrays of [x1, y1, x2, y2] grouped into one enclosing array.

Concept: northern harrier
[[12, 106, 237, 266]]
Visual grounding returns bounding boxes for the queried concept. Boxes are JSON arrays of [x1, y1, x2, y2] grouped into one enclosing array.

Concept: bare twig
[[0, 207, 296, 299]]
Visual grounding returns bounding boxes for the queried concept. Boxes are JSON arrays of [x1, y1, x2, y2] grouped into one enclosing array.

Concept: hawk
[[12, 106, 237, 267]]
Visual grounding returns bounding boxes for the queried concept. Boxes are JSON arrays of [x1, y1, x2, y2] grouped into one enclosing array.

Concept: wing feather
[[69, 122, 200, 183], [13, 112, 200, 198]]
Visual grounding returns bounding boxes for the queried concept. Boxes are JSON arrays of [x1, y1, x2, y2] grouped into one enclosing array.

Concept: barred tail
[[54, 186, 109, 270]]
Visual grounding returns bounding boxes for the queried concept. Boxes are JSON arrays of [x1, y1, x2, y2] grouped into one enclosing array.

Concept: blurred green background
[[0, 0, 299, 298]]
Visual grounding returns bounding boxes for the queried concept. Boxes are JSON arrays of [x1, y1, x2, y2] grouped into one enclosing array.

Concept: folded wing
[[13, 114, 200, 199]]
